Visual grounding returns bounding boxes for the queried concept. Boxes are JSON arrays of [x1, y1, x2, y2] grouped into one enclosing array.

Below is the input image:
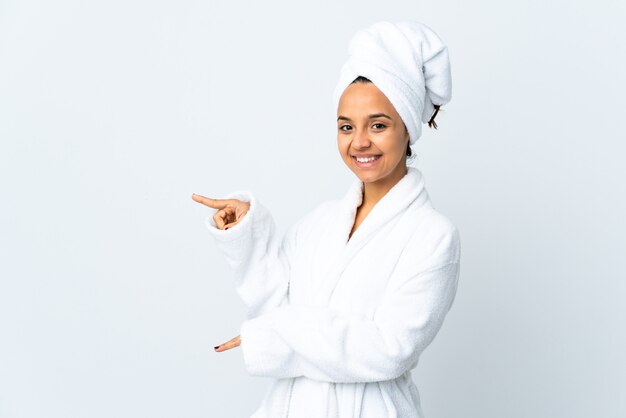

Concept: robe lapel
[[309, 166, 430, 308]]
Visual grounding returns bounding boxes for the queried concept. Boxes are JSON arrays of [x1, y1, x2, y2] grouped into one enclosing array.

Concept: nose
[[353, 127, 372, 148]]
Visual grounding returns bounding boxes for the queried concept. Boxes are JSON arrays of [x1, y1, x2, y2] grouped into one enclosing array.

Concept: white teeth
[[355, 155, 380, 163]]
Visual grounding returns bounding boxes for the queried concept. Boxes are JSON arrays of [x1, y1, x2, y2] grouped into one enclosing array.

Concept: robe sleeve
[[204, 190, 301, 319], [238, 225, 461, 383]]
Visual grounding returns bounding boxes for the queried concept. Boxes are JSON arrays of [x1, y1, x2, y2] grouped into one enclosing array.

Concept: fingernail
[[224, 227, 229, 230], [214, 345, 219, 350]]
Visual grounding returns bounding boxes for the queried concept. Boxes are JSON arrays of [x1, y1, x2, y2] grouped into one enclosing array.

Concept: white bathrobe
[[205, 166, 461, 418]]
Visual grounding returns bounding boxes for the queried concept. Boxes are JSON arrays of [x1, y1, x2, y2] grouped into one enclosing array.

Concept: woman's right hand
[[192, 193, 251, 230]]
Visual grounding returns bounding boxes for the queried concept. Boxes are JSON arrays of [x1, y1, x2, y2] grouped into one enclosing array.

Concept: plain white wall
[[1, 0, 625, 417]]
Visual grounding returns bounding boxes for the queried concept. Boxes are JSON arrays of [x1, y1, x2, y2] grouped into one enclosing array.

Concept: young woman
[[193, 20, 460, 418]]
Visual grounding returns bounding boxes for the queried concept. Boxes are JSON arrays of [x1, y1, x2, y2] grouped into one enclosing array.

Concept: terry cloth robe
[[205, 166, 461, 418]]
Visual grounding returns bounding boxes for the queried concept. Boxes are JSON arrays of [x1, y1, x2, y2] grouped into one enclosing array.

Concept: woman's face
[[337, 82, 409, 184]]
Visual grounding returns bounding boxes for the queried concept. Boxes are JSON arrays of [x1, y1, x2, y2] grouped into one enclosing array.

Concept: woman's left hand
[[214, 335, 240, 352]]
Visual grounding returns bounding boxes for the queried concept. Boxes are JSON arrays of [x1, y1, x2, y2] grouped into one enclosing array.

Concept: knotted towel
[[332, 20, 452, 145]]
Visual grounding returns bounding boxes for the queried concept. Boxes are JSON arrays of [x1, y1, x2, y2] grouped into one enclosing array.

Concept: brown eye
[[372, 123, 386, 129], [339, 125, 352, 132]]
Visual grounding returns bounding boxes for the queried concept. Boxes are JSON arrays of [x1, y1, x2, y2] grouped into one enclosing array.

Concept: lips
[[352, 155, 381, 162], [352, 154, 382, 169]]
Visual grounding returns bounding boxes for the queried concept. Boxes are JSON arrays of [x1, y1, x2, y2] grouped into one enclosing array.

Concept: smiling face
[[337, 81, 410, 185]]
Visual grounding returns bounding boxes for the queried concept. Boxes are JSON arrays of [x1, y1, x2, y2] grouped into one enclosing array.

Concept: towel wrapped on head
[[333, 20, 452, 145]]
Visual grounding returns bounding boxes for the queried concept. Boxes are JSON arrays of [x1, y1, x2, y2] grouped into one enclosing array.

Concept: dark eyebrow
[[337, 113, 393, 122]]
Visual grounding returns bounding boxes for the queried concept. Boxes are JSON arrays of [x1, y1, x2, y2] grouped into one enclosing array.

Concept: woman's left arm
[[238, 225, 461, 383]]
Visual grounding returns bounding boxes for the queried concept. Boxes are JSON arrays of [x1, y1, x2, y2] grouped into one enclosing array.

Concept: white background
[[1, 1, 625, 417]]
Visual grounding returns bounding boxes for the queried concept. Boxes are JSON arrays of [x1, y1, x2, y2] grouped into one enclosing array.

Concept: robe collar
[[309, 166, 431, 307], [340, 165, 430, 249]]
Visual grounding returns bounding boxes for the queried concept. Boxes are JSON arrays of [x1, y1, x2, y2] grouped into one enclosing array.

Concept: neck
[[361, 164, 408, 208]]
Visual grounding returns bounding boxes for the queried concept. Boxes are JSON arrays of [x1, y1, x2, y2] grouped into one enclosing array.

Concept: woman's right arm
[[203, 190, 301, 320]]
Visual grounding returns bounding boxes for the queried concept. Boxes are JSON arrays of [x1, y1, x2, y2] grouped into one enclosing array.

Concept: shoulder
[[405, 204, 461, 268]]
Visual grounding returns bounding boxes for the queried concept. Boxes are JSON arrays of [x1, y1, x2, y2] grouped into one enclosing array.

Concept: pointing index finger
[[191, 193, 236, 209]]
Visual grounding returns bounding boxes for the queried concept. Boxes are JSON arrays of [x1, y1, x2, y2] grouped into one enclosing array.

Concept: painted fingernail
[[214, 345, 219, 350]]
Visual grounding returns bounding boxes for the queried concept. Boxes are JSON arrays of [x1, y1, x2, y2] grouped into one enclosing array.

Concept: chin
[[352, 169, 385, 183]]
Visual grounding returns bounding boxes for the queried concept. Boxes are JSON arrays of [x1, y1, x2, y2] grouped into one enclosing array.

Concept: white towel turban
[[332, 20, 452, 145]]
